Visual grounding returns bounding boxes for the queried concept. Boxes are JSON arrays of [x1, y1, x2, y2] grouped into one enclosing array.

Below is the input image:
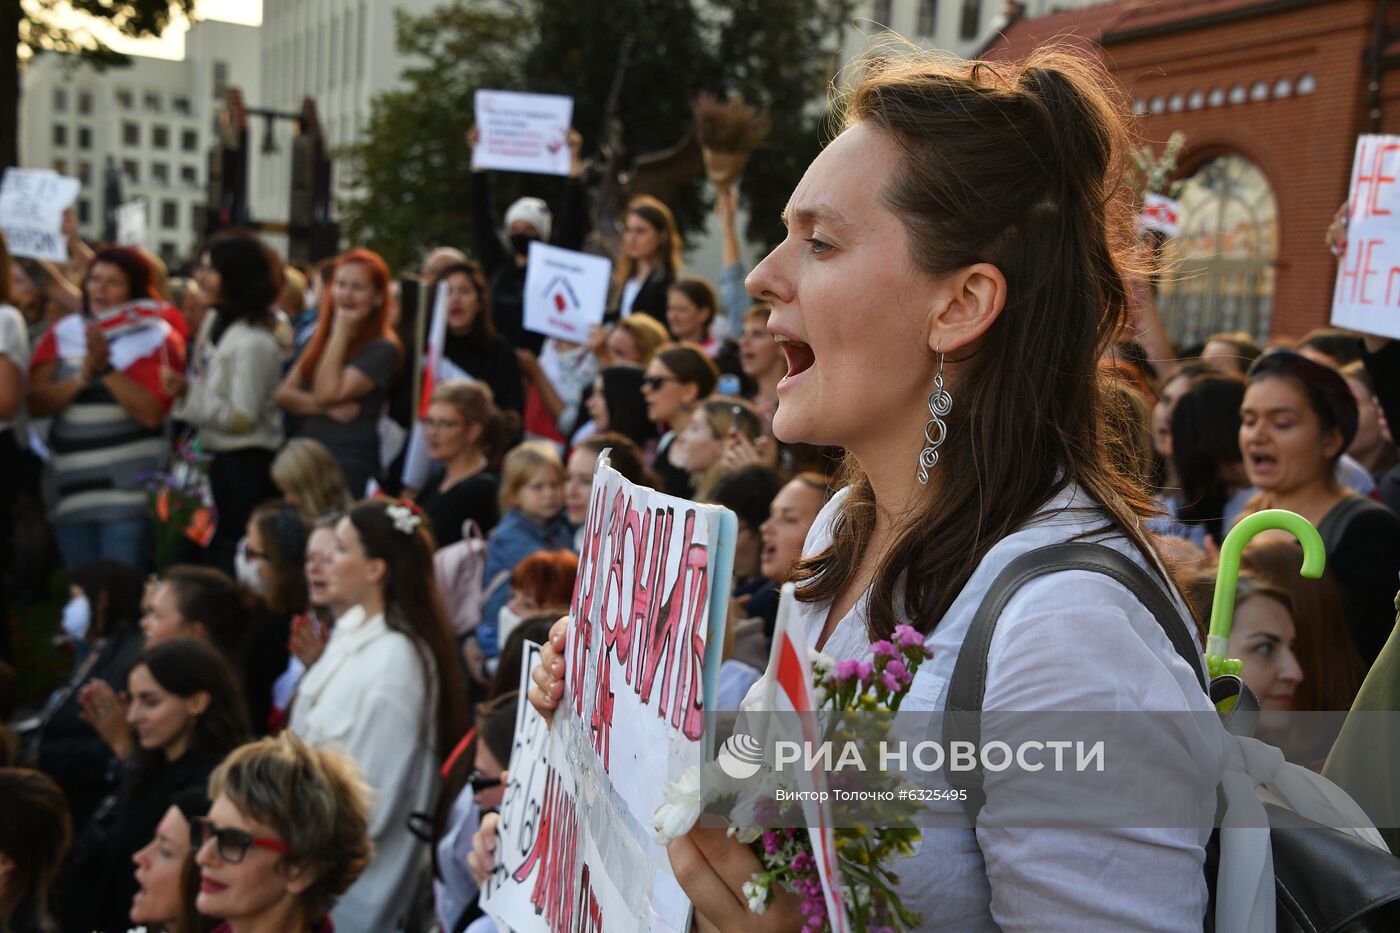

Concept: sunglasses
[[191, 817, 289, 864], [642, 375, 677, 392], [470, 771, 503, 794]]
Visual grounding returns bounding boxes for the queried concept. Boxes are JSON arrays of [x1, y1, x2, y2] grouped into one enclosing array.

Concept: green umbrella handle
[[1206, 509, 1325, 678]]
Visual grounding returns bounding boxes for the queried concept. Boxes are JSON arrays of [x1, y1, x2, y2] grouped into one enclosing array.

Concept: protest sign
[[473, 90, 574, 176], [522, 242, 611, 343], [484, 451, 737, 932], [1331, 134, 1400, 339], [0, 168, 79, 262], [116, 199, 150, 250], [1140, 192, 1181, 237]]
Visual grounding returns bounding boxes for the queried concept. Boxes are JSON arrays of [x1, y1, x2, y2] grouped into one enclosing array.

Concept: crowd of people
[[1, 44, 1399, 933]]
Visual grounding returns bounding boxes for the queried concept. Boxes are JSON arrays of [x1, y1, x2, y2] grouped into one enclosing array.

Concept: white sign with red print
[[473, 89, 574, 176], [1332, 134, 1400, 339], [522, 241, 611, 343], [0, 168, 79, 262], [1140, 192, 1181, 237]]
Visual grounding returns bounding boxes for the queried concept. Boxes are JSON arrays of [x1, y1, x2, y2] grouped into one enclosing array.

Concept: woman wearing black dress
[[419, 379, 520, 546]]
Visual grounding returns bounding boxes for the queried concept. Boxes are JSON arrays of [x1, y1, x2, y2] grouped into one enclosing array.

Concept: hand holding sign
[[0, 168, 80, 262]]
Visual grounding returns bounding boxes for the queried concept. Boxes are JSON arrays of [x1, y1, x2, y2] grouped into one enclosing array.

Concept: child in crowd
[[477, 442, 572, 659]]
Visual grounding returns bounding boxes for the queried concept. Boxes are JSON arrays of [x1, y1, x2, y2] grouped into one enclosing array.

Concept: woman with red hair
[[277, 249, 402, 496]]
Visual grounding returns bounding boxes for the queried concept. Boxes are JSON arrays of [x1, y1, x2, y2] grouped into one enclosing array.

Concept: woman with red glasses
[[195, 732, 372, 933]]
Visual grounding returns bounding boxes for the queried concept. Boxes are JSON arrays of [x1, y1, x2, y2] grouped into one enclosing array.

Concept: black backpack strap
[[944, 542, 1207, 820]]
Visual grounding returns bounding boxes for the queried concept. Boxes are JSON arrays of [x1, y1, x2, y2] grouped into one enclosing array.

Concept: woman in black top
[[420, 379, 520, 545], [641, 343, 718, 498], [60, 638, 247, 933], [433, 261, 524, 416], [608, 195, 682, 325], [1239, 349, 1400, 664]]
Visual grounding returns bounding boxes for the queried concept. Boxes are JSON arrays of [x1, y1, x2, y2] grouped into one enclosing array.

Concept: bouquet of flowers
[[655, 624, 935, 932], [140, 437, 216, 571]]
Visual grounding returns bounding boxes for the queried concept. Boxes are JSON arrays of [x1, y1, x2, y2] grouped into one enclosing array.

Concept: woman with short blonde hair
[[196, 732, 372, 932]]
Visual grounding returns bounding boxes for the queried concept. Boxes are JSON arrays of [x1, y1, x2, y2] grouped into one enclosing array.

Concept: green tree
[[337, 0, 530, 271], [2, 0, 196, 169]]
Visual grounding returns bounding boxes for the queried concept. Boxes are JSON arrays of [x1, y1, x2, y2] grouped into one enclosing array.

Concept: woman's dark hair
[[346, 500, 469, 762], [1170, 374, 1246, 541], [597, 365, 655, 448], [0, 767, 70, 926], [171, 787, 219, 933], [656, 343, 719, 400], [431, 260, 497, 344], [491, 614, 559, 699], [129, 638, 249, 778], [250, 501, 309, 615], [1297, 328, 1363, 368], [668, 277, 718, 337], [710, 466, 785, 532], [1246, 350, 1360, 459], [69, 559, 144, 638], [794, 49, 1176, 639], [84, 246, 160, 311], [207, 232, 283, 336], [161, 565, 258, 662], [476, 690, 518, 767], [1204, 331, 1263, 374], [573, 432, 657, 489], [429, 379, 520, 461]]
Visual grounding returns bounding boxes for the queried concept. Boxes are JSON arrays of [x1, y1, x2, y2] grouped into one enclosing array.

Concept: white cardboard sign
[[1332, 134, 1400, 339], [473, 90, 574, 176], [0, 168, 79, 262], [116, 199, 150, 251], [522, 242, 611, 343]]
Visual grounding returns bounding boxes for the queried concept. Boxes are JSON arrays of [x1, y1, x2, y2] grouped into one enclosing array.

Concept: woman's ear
[[1322, 427, 1346, 462], [188, 690, 211, 718], [366, 556, 389, 586], [927, 262, 1008, 356], [281, 859, 316, 896], [464, 421, 485, 446]]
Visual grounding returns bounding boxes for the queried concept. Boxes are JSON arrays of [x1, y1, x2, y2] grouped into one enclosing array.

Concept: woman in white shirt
[[522, 48, 1225, 931], [289, 498, 469, 933]]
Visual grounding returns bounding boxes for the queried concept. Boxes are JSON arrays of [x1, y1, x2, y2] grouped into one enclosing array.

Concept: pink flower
[[871, 640, 898, 659], [833, 659, 863, 682], [791, 851, 814, 873], [881, 658, 912, 691], [893, 624, 924, 650], [762, 831, 780, 855]]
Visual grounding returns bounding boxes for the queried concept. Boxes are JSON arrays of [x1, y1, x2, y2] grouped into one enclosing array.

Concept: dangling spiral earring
[[916, 352, 953, 486]]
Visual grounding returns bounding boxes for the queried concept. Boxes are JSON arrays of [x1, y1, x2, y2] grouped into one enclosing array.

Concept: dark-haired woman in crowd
[[434, 260, 523, 416], [563, 432, 655, 552], [277, 248, 403, 497], [526, 49, 1228, 926], [575, 364, 654, 451], [643, 342, 719, 497], [0, 767, 70, 933], [129, 787, 215, 933], [63, 638, 247, 933], [288, 499, 468, 933], [1170, 372, 1251, 545], [1238, 349, 1400, 664], [25, 560, 145, 831], [196, 733, 372, 933], [165, 234, 286, 574], [240, 501, 308, 733], [420, 379, 517, 546], [609, 195, 683, 324], [666, 277, 720, 355], [27, 246, 187, 570]]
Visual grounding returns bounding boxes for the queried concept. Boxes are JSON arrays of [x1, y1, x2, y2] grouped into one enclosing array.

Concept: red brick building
[[985, 0, 1400, 347]]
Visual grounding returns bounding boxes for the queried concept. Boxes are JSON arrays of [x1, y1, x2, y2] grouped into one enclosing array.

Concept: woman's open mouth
[[1247, 451, 1278, 475], [774, 336, 815, 387]]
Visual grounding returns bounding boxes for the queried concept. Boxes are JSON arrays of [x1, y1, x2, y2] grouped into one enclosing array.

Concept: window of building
[[1157, 154, 1278, 346], [77, 199, 90, 224], [160, 241, 177, 260], [917, 0, 939, 35], [144, 92, 162, 112], [151, 163, 169, 186], [78, 91, 92, 114], [53, 88, 67, 112], [173, 96, 192, 116], [52, 124, 67, 146], [182, 129, 199, 152], [122, 160, 139, 184], [180, 165, 198, 187], [78, 161, 91, 184], [123, 122, 140, 146], [871, 0, 892, 26], [213, 61, 229, 98], [53, 158, 67, 175], [77, 126, 92, 150], [116, 88, 133, 110], [1297, 73, 1317, 95], [959, 0, 982, 40], [357, 2, 366, 81], [343, 8, 354, 84], [153, 125, 169, 149], [160, 200, 178, 229], [191, 203, 202, 231]]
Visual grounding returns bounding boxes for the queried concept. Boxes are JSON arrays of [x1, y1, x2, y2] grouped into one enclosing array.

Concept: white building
[[843, 0, 1109, 63], [18, 19, 260, 268]]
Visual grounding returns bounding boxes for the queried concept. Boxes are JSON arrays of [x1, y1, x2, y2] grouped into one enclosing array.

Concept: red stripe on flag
[[776, 634, 810, 711]]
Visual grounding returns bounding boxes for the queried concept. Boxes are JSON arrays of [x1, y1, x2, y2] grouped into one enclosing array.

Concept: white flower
[[653, 767, 706, 845], [385, 503, 422, 535], [743, 878, 770, 914]]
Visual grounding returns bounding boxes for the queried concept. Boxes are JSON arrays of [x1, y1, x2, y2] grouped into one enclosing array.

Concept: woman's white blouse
[[745, 485, 1227, 931], [289, 605, 439, 933]]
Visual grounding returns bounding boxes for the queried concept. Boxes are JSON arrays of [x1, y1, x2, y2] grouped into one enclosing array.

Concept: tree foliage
[[339, 0, 853, 269]]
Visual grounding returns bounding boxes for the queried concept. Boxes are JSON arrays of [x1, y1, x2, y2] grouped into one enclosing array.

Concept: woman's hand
[[81, 323, 109, 382], [160, 366, 187, 399], [668, 827, 804, 932], [466, 810, 501, 883], [527, 616, 569, 726], [586, 324, 613, 364], [78, 680, 134, 759], [720, 431, 767, 472], [289, 614, 329, 668], [1326, 201, 1349, 257], [326, 400, 360, 424]]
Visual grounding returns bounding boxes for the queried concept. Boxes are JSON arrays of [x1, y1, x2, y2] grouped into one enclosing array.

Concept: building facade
[[18, 19, 260, 268], [843, 0, 1106, 62], [986, 0, 1400, 346]]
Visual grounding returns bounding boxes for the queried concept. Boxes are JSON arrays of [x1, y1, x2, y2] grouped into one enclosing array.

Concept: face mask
[[234, 542, 265, 593], [509, 233, 536, 257], [497, 605, 524, 647], [61, 593, 92, 642]]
